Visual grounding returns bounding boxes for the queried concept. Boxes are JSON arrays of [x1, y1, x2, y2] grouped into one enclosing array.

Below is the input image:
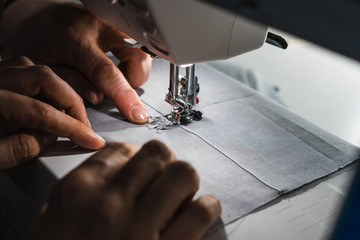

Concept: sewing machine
[[1, 1, 359, 239], [80, 0, 287, 125]]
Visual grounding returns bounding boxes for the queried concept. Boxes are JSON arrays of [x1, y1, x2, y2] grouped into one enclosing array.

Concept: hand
[[0, 56, 105, 171], [30, 140, 221, 240], [1, 0, 152, 124]]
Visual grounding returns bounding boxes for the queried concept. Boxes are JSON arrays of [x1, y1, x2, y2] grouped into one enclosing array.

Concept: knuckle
[[37, 102, 53, 117], [11, 134, 40, 163], [76, 93, 85, 105], [140, 140, 174, 163], [195, 195, 221, 222], [31, 64, 53, 76], [113, 86, 136, 101], [128, 140, 175, 174], [15, 56, 34, 66], [54, 169, 95, 201], [32, 102, 54, 128], [91, 61, 119, 86], [87, 142, 139, 169], [90, 62, 138, 102], [169, 161, 199, 188], [192, 201, 216, 224], [70, 91, 85, 110], [104, 142, 139, 158], [26, 65, 56, 88]]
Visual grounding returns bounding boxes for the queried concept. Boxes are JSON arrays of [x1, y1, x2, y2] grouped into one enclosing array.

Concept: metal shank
[[165, 63, 200, 125]]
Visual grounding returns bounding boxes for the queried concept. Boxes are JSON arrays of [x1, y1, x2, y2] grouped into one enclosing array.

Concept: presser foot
[[149, 110, 202, 131], [165, 63, 202, 126], [166, 109, 202, 125]]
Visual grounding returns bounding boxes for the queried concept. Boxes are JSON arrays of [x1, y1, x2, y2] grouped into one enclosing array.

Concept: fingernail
[[131, 105, 149, 124], [83, 88, 97, 105]]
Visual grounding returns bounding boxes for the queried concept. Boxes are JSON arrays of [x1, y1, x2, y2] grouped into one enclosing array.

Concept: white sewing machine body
[[80, 0, 268, 65], [80, 0, 269, 125]]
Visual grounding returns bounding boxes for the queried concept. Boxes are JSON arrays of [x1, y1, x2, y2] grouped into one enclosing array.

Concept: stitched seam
[[179, 126, 282, 193], [142, 98, 281, 192], [198, 93, 256, 110]]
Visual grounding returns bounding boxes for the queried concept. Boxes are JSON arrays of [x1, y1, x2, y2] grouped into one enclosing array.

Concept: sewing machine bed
[[38, 59, 360, 230]]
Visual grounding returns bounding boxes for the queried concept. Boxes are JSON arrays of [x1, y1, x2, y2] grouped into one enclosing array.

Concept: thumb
[[0, 130, 57, 171]]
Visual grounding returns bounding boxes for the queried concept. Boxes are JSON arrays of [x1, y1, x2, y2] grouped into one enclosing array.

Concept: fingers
[[76, 139, 214, 240], [0, 64, 90, 126], [133, 161, 199, 237], [100, 23, 152, 88], [0, 56, 34, 68], [113, 140, 176, 198], [71, 44, 149, 124], [0, 130, 57, 171], [162, 195, 221, 240], [68, 20, 150, 124], [51, 142, 140, 210], [0, 90, 105, 150], [27, 137, 219, 240], [52, 66, 104, 105], [75, 142, 140, 181], [97, 21, 129, 51], [114, 48, 152, 88]]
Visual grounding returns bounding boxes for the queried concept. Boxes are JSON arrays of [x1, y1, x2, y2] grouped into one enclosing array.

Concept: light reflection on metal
[[165, 63, 202, 125], [149, 116, 175, 131]]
